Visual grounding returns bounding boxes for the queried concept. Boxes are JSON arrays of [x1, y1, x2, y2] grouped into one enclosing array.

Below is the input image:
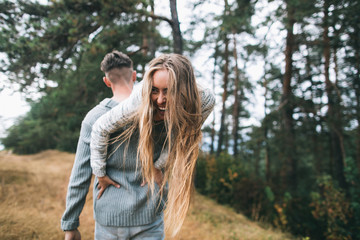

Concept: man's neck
[[111, 84, 133, 102]]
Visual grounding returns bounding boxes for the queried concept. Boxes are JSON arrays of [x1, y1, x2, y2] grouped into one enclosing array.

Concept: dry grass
[[176, 194, 294, 240], [0, 150, 294, 240]]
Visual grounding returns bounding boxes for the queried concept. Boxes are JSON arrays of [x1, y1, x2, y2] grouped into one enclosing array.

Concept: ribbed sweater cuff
[[61, 220, 79, 231], [93, 168, 106, 177]]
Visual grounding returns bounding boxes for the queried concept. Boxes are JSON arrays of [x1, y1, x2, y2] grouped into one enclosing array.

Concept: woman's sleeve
[[90, 82, 143, 177], [154, 150, 168, 169], [199, 86, 216, 124], [153, 87, 215, 170]]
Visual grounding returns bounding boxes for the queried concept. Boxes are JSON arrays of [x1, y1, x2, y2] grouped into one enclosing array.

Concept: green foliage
[[0, 0, 169, 153], [2, 117, 57, 154], [309, 176, 352, 239], [264, 186, 275, 202], [344, 157, 360, 240], [2, 0, 360, 239], [196, 153, 268, 219], [196, 153, 359, 240], [0, 0, 164, 93], [2, 49, 115, 153], [2, 74, 87, 153]]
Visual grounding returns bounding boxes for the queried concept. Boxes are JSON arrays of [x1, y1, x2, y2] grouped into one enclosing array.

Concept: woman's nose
[[158, 92, 166, 104]]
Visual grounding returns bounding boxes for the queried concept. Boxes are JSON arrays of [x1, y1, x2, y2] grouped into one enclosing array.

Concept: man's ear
[[132, 71, 137, 83], [103, 76, 112, 87]]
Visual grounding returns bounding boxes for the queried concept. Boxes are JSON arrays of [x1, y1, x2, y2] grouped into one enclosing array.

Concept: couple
[[61, 51, 215, 240]]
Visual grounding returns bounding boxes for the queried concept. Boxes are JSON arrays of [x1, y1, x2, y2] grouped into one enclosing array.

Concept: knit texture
[[90, 81, 216, 176], [61, 98, 166, 231], [61, 98, 118, 231]]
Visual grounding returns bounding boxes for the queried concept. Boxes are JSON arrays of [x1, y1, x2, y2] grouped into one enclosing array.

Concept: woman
[[90, 54, 215, 238]]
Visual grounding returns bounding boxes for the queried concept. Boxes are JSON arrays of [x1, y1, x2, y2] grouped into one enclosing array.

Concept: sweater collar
[[101, 98, 119, 109]]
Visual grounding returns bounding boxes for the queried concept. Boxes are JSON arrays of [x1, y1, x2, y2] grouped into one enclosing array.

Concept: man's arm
[[61, 121, 93, 232]]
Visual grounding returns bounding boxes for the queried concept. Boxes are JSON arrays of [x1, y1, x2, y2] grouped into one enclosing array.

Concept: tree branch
[[148, 13, 173, 26]]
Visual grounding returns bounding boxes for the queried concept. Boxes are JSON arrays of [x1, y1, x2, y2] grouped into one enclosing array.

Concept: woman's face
[[151, 69, 169, 121]]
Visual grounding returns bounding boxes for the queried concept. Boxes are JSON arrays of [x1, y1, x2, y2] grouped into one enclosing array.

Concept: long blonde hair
[[117, 54, 203, 237]]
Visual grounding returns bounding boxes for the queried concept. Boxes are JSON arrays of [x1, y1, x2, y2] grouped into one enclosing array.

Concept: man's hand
[[64, 229, 81, 240], [97, 175, 120, 199]]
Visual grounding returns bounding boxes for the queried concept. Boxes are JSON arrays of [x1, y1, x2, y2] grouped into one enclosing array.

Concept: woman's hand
[[154, 168, 164, 187], [141, 168, 164, 187], [97, 175, 120, 199]]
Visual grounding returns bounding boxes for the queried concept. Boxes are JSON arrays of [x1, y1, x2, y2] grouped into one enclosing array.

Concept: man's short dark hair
[[100, 50, 133, 73]]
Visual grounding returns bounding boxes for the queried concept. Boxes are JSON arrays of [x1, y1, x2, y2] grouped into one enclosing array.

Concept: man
[[61, 50, 137, 240]]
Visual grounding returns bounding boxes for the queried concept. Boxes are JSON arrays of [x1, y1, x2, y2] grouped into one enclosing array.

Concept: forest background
[[1, 0, 359, 239]]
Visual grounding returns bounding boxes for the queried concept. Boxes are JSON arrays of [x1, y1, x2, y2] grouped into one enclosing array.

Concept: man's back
[[61, 98, 118, 231]]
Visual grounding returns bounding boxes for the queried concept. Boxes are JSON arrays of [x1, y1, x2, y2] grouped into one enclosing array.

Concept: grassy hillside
[[0, 150, 294, 240]]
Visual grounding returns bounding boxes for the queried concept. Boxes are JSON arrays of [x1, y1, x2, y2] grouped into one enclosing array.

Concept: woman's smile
[[151, 69, 169, 121]]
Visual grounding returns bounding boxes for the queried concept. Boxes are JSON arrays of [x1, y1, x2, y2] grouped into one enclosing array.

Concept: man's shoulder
[[82, 98, 118, 126]]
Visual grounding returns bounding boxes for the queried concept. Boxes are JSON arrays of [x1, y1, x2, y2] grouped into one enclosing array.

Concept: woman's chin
[[154, 112, 165, 121]]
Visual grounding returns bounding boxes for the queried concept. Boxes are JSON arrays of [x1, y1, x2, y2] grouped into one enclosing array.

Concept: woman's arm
[[90, 82, 143, 177], [153, 86, 215, 170], [90, 82, 215, 177], [199, 85, 216, 124], [154, 150, 168, 169]]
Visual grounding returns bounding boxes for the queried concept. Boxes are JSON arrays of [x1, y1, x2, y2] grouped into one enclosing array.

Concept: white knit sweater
[[90, 81, 215, 177]]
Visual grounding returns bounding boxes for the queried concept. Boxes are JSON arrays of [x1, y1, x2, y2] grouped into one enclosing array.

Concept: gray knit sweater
[[61, 98, 120, 230], [61, 81, 215, 230], [61, 97, 168, 230], [61, 82, 215, 231]]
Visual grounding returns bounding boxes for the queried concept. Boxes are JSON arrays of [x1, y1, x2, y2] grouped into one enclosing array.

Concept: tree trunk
[[217, 37, 230, 156], [232, 33, 240, 156], [149, 0, 156, 58], [356, 56, 360, 174], [323, 0, 347, 189], [210, 45, 219, 154], [353, 23, 360, 174], [263, 64, 271, 183], [169, 0, 183, 54], [280, 1, 297, 192], [255, 139, 261, 177], [210, 107, 216, 155], [356, 49, 360, 175]]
